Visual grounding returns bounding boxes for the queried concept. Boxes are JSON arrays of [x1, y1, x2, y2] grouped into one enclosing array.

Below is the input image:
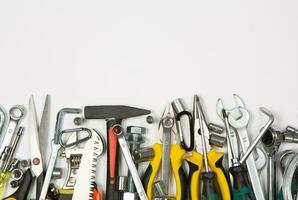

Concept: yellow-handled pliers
[[142, 104, 187, 200], [186, 95, 231, 200]]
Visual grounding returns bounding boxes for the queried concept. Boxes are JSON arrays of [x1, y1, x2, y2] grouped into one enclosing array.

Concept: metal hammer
[[84, 105, 150, 200]]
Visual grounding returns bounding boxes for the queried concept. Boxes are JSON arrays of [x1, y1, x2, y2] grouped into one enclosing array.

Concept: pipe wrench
[[218, 94, 265, 200]]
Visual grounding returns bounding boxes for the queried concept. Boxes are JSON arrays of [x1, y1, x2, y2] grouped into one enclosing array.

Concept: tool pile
[[0, 94, 297, 200]]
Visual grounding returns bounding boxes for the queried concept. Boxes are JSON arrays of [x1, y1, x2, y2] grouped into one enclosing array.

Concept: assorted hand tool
[[0, 94, 298, 200]]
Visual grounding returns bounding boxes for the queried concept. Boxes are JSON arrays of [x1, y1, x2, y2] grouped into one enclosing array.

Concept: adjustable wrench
[[39, 108, 82, 200], [112, 124, 148, 200]]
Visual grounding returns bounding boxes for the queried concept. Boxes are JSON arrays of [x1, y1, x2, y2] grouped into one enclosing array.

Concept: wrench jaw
[[233, 94, 245, 108], [228, 108, 250, 129]]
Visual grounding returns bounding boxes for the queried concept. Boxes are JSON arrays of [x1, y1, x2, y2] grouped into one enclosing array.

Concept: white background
[[0, 0, 298, 198]]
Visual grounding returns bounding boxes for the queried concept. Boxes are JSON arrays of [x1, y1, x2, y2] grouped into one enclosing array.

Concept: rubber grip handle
[[93, 188, 101, 200], [200, 172, 221, 200], [36, 171, 45, 200], [229, 165, 256, 200], [207, 149, 231, 200], [171, 144, 187, 200], [186, 151, 203, 200], [142, 144, 162, 200], [3, 169, 33, 200], [106, 120, 120, 200]]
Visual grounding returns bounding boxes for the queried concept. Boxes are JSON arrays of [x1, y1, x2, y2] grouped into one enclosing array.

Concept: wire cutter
[[142, 103, 187, 200], [186, 95, 230, 200], [28, 95, 50, 200]]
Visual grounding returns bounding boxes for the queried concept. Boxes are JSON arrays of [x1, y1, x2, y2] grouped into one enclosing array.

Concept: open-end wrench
[[112, 124, 148, 200], [39, 108, 82, 200], [217, 99, 240, 183], [0, 105, 25, 154], [226, 95, 265, 200], [0, 105, 8, 137]]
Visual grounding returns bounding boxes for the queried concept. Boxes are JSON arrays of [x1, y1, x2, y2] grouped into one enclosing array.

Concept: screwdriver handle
[[200, 172, 221, 200], [229, 165, 256, 200], [142, 144, 162, 200], [171, 144, 188, 200], [207, 150, 231, 200], [186, 151, 203, 200]]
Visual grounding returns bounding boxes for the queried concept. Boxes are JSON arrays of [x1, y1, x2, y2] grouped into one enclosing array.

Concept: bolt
[[208, 123, 224, 134], [73, 117, 85, 126], [146, 116, 154, 124], [126, 126, 146, 193], [20, 160, 30, 168], [10, 180, 20, 188], [12, 168, 23, 181]]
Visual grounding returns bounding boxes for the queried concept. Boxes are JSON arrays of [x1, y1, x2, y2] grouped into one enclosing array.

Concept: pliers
[[185, 95, 230, 200], [142, 103, 187, 200]]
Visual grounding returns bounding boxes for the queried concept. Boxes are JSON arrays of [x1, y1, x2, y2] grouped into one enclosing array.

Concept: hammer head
[[84, 105, 151, 120]]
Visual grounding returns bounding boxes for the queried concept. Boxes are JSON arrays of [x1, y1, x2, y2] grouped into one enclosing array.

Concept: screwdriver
[[0, 127, 23, 197], [222, 110, 255, 200], [197, 101, 221, 200]]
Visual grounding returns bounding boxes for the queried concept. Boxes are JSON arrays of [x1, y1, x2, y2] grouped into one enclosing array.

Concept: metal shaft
[[161, 120, 172, 195], [268, 155, 275, 200], [222, 110, 238, 162], [3, 127, 23, 171]]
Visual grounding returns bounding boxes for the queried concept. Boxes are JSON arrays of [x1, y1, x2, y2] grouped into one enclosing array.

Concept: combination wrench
[[0, 105, 25, 154], [112, 124, 148, 200], [226, 98, 265, 200]]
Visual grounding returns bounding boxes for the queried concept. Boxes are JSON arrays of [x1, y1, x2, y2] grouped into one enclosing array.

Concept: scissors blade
[[39, 94, 50, 166], [29, 96, 43, 177]]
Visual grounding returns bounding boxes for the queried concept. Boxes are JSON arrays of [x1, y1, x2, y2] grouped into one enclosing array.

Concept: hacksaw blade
[[72, 129, 104, 200]]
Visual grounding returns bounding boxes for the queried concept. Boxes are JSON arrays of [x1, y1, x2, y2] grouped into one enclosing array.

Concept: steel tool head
[[84, 105, 151, 120], [158, 104, 177, 143], [228, 107, 249, 128], [29, 95, 44, 177], [193, 95, 211, 153]]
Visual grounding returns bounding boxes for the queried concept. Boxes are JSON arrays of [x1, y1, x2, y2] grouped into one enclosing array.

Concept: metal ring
[[59, 127, 92, 148], [9, 105, 25, 120], [112, 124, 123, 136]]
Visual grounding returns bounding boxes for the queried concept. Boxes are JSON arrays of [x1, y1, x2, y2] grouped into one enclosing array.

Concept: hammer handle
[[106, 120, 121, 200]]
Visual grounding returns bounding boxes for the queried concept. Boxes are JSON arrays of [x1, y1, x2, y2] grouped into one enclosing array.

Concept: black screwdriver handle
[[229, 165, 256, 200], [200, 172, 221, 200]]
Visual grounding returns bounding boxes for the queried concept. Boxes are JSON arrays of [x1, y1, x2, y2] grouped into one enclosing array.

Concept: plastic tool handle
[[36, 171, 45, 200], [207, 149, 231, 200], [200, 172, 221, 200], [229, 165, 256, 200], [142, 144, 162, 200], [3, 169, 33, 200], [186, 151, 203, 200], [170, 144, 188, 200], [106, 120, 120, 200]]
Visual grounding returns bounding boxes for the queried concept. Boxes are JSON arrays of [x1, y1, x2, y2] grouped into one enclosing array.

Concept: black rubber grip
[[229, 165, 256, 200], [178, 166, 188, 200], [200, 172, 221, 200], [187, 161, 199, 199], [36, 171, 45, 200], [142, 164, 153, 195]]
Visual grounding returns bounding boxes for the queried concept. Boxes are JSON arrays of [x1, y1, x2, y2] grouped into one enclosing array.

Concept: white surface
[[0, 0, 298, 198]]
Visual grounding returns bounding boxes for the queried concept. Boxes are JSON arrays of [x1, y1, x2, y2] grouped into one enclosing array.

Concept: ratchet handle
[[186, 151, 203, 200], [142, 144, 162, 200], [229, 165, 256, 200], [207, 149, 231, 200], [106, 120, 120, 200], [171, 144, 187, 200]]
